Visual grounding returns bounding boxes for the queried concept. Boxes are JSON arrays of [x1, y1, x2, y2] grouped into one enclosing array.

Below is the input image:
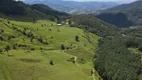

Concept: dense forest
[[94, 27, 142, 80], [97, 13, 134, 28], [69, 14, 142, 80]]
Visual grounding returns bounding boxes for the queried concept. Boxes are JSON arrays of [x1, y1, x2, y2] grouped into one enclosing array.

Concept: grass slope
[[0, 18, 101, 80]]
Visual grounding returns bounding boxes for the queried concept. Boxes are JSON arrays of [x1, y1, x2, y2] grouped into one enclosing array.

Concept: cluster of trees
[[94, 36, 142, 80], [0, 29, 4, 33], [69, 15, 120, 37], [13, 25, 49, 45], [122, 26, 142, 38]]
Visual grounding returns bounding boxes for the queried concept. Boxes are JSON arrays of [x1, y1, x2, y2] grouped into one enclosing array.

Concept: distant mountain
[[0, 0, 68, 21], [23, 0, 121, 14], [97, 0, 142, 27]]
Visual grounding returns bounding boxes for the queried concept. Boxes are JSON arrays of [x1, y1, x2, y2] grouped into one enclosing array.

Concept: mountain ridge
[[0, 0, 68, 22], [22, 0, 121, 14], [97, 0, 142, 27]]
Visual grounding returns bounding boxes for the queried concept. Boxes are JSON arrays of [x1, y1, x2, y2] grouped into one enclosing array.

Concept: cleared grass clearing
[[0, 18, 101, 80], [128, 48, 142, 54]]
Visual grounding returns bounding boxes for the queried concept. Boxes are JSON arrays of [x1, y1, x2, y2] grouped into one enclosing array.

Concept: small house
[[56, 24, 62, 26]]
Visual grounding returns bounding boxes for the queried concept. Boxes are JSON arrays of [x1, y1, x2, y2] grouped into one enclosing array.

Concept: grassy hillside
[[0, 18, 101, 80]]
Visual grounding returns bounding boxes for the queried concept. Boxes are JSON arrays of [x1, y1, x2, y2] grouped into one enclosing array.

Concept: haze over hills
[[0, 0, 142, 80], [21, 0, 121, 14], [97, 0, 142, 27]]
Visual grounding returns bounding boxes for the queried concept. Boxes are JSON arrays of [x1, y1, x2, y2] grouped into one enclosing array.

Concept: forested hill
[[95, 26, 142, 80], [0, 0, 68, 21], [97, 0, 142, 27], [69, 15, 120, 37]]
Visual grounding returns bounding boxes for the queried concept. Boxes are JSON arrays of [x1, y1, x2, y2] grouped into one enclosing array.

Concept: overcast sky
[[18, 0, 137, 3], [64, 0, 137, 3]]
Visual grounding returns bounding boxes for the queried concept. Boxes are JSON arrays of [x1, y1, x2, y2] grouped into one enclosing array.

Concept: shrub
[[38, 37, 43, 43], [0, 49, 3, 53], [77, 58, 86, 64], [0, 29, 4, 33], [31, 48, 35, 51], [12, 45, 16, 49], [40, 48, 43, 52], [75, 35, 79, 42], [50, 60, 54, 65], [61, 44, 65, 50], [5, 45, 11, 56], [67, 57, 75, 63], [0, 36, 4, 41], [5, 45, 11, 52], [19, 58, 41, 63]]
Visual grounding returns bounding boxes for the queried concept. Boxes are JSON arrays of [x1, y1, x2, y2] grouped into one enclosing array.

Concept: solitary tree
[[61, 44, 65, 50], [0, 49, 3, 53], [40, 48, 43, 52], [5, 45, 11, 56], [75, 36, 79, 42], [12, 44, 16, 49], [50, 60, 54, 65]]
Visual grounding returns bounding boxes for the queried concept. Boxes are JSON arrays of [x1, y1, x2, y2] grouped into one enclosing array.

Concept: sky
[[64, 0, 137, 3], [18, 0, 137, 3]]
